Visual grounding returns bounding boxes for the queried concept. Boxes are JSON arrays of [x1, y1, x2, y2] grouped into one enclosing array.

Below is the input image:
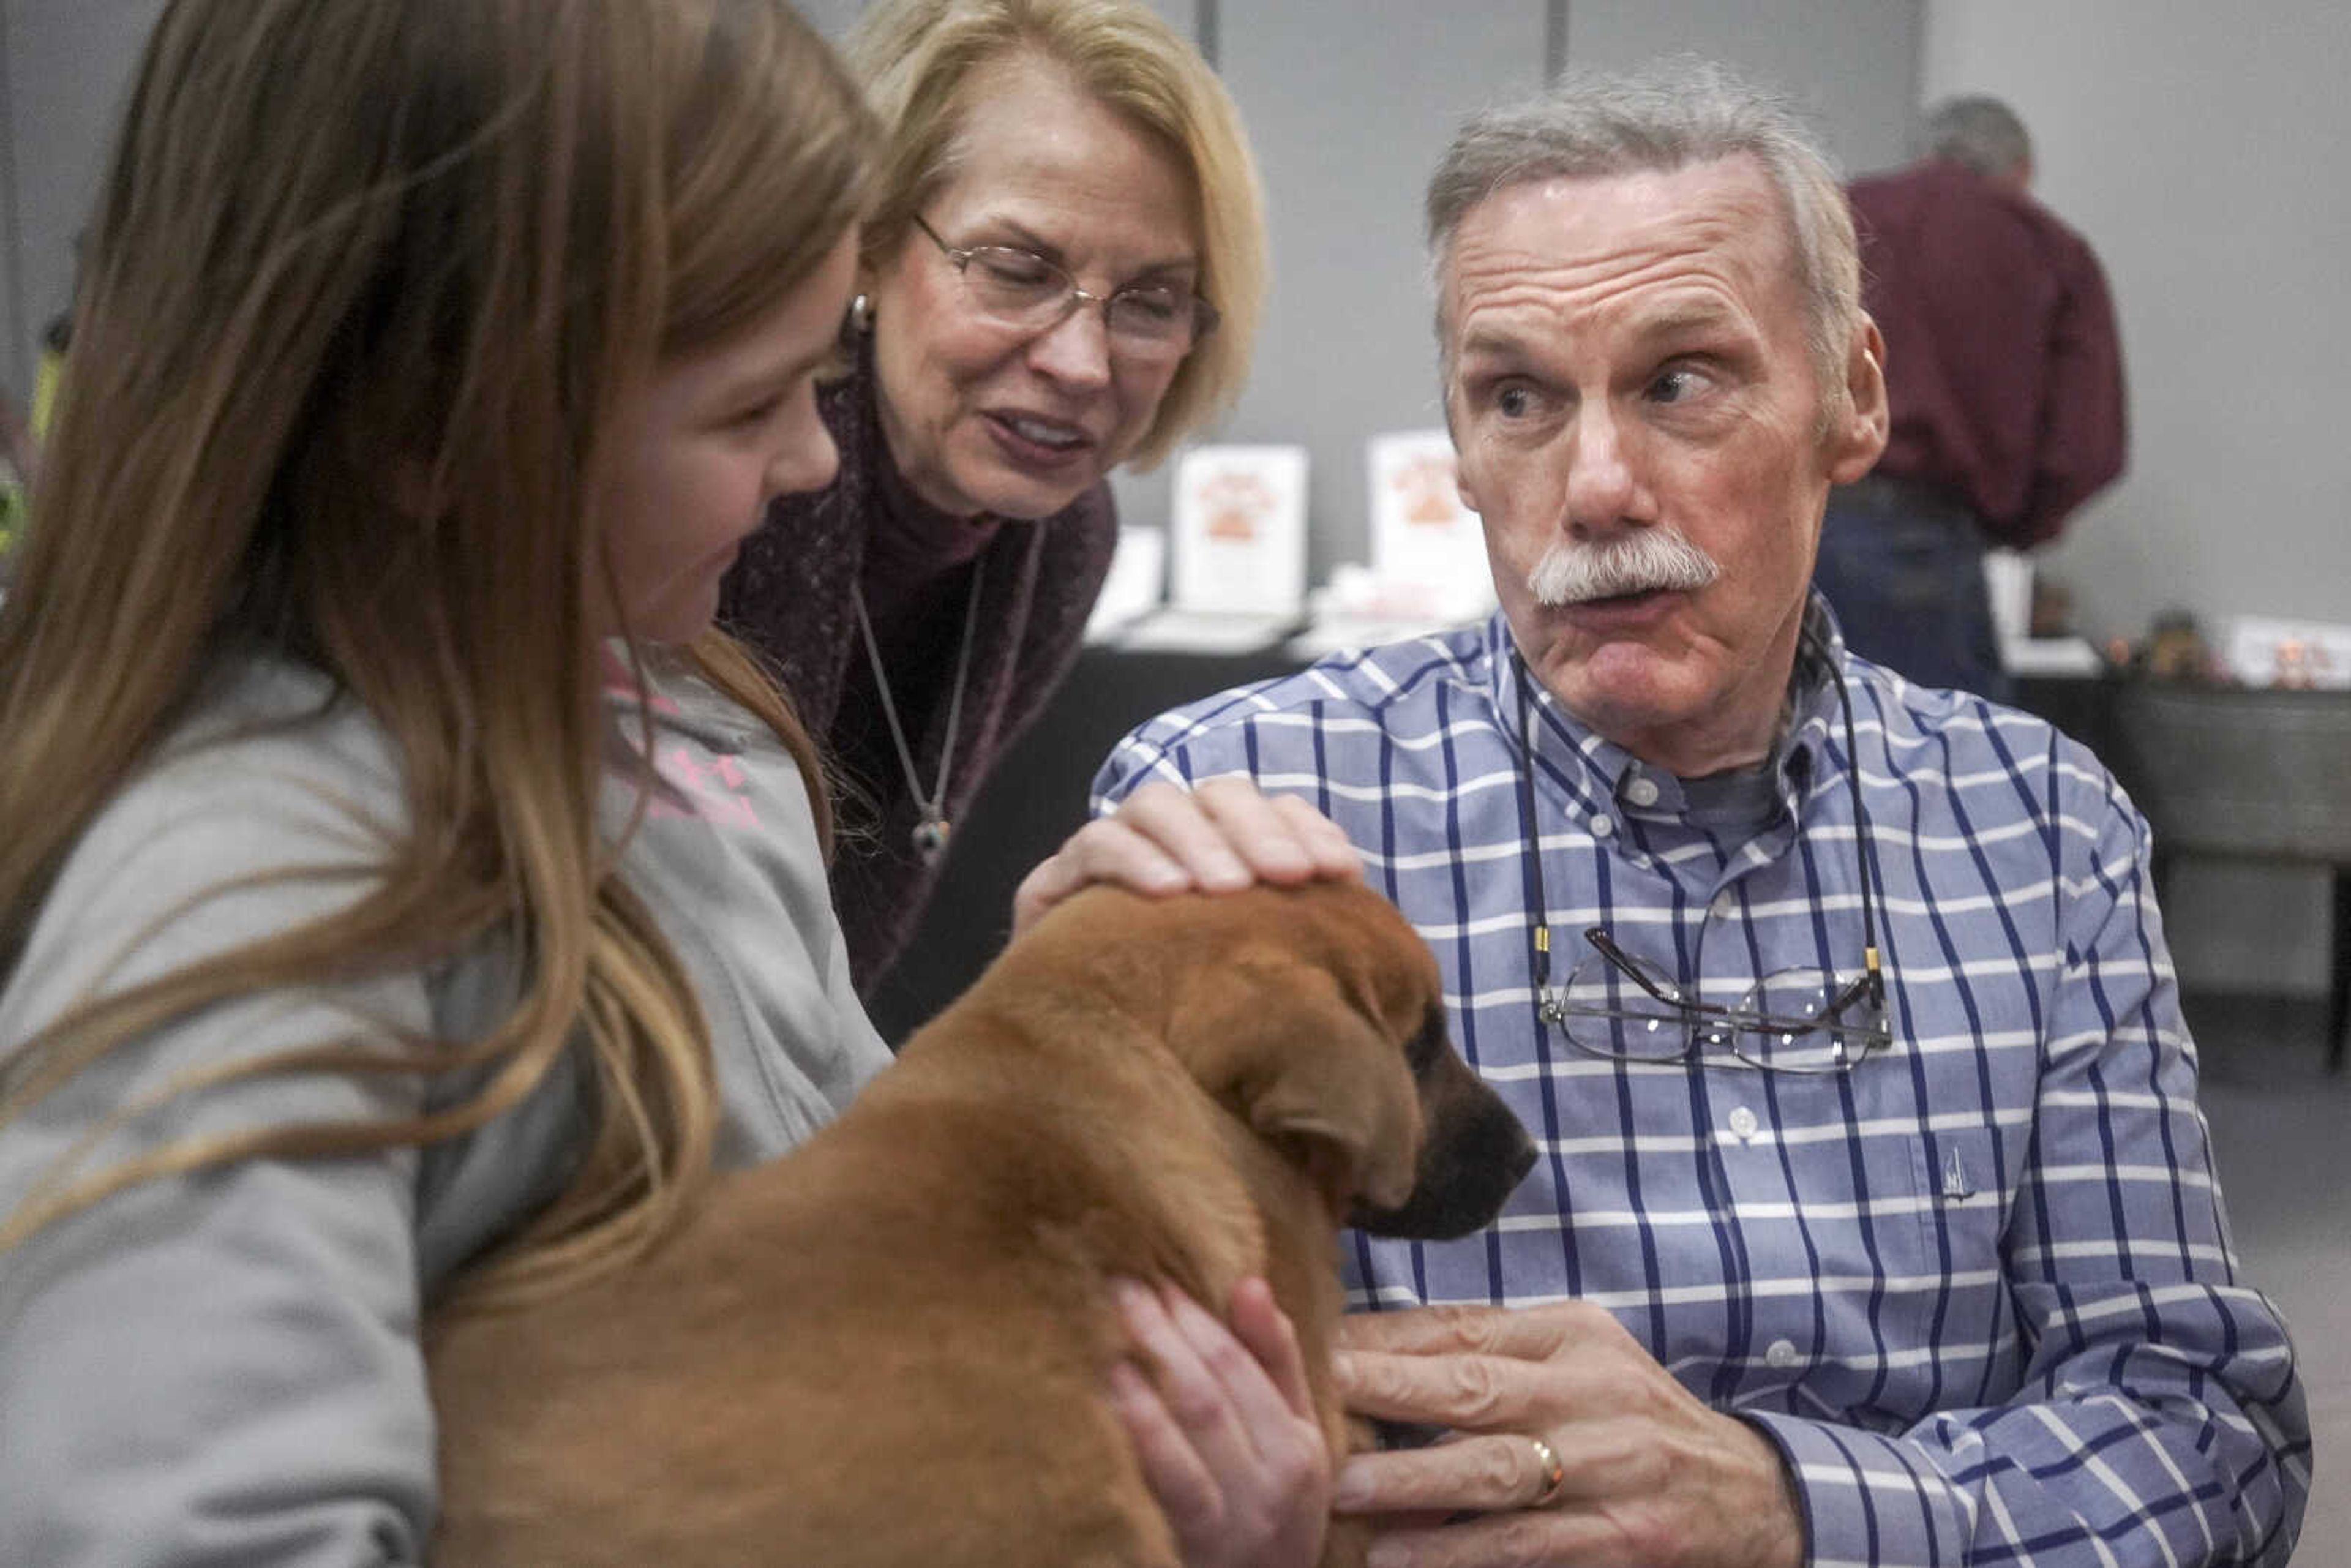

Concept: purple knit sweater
[[718, 349, 1119, 995]]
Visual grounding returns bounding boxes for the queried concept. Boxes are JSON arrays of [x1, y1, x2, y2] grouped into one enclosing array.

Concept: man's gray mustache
[[1527, 527, 1721, 607]]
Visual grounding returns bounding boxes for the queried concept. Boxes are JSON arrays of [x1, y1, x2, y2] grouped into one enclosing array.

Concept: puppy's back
[[430, 998, 1245, 1567]]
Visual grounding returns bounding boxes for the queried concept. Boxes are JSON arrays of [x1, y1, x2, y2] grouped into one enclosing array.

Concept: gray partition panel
[[2, 0, 166, 392], [1191, 0, 1552, 582], [1562, 0, 1924, 177]]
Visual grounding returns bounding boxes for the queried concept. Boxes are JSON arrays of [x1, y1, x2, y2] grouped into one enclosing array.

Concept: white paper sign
[[1982, 550, 2034, 643], [1170, 444, 1308, 616], [1366, 430, 1493, 621], [2225, 615, 2351, 689]]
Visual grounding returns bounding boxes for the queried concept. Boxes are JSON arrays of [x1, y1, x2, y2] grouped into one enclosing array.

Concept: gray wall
[[1923, 1, 2344, 995], [1925, 0, 2351, 646], [0, 0, 165, 394]]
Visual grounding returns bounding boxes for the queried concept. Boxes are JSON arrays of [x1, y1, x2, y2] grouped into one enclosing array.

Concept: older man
[[1094, 64, 2306, 1568]]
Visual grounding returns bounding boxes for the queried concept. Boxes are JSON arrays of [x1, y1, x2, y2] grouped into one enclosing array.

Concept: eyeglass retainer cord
[[1510, 621, 1886, 1025]]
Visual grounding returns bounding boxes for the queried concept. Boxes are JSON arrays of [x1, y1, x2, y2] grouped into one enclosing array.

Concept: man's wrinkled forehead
[[1453, 295, 1751, 378], [1434, 156, 1798, 354]]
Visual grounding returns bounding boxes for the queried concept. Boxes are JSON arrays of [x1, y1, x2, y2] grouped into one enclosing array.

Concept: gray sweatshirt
[[0, 653, 893, 1564]]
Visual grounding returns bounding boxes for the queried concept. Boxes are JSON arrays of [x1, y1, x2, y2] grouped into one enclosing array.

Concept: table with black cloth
[[860, 643, 2120, 1045], [863, 642, 1310, 1043], [2101, 679, 2351, 1072]]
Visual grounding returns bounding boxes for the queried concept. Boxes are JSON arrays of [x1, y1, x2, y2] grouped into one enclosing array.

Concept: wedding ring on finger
[[1526, 1433, 1568, 1509]]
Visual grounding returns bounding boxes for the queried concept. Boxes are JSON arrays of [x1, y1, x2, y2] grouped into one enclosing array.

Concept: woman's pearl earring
[[847, 293, 873, 334]]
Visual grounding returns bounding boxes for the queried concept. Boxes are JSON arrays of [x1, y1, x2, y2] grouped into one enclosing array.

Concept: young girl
[[0, 3, 1346, 1561]]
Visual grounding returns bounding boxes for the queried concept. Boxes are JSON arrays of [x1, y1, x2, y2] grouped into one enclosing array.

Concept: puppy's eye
[[1406, 1003, 1446, 1073]]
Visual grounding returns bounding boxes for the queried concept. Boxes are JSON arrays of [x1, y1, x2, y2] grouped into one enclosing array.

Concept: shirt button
[[1589, 813, 1615, 838], [1764, 1338, 1801, 1369], [1727, 1106, 1760, 1141], [1624, 776, 1660, 808]]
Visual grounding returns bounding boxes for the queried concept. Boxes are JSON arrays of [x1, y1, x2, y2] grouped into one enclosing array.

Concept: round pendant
[[911, 816, 950, 864]]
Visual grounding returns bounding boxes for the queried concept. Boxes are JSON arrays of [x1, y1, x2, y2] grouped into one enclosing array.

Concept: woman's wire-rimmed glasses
[[912, 214, 1218, 362], [1512, 629, 1892, 1075]]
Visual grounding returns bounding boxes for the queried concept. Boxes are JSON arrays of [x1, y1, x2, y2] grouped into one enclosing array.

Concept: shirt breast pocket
[[1891, 1124, 2009, 1373]]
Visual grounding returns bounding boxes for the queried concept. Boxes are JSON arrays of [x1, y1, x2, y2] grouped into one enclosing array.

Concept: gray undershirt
[[1677, 760, 1783, 838]]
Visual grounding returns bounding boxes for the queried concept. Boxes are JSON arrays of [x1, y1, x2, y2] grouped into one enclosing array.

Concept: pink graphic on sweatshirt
[[645, 742, 759, 829]]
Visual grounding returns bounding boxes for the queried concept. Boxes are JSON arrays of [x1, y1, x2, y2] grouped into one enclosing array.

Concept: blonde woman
[[0, 2, 1346, 1561], [720, 0, 1270, 996]]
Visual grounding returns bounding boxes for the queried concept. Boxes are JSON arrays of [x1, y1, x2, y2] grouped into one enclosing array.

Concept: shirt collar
[[1490, 591, 1851, 822]]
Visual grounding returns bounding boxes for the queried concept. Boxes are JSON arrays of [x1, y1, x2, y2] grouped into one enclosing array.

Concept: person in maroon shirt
[[1813, 95, 2127, 701]]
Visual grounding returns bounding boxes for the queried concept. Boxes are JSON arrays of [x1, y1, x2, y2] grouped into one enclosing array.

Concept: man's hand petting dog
[[1014, 776, 1363, 936]]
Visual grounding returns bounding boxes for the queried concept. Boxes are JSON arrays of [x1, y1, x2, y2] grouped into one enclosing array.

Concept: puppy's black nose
[[1350, 1085, 1535, 1241], [1502, 1116, 1538, 1190]]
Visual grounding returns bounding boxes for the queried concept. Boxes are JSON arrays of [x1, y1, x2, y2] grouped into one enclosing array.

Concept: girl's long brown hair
[[0, 0, 872, 1308]]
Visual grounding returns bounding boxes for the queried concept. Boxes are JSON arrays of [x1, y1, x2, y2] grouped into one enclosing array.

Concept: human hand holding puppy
[[1111, 1276, 1334, 1568], [1032, 776, 1355, 1567], [1330, 1302, 1805, 1568]]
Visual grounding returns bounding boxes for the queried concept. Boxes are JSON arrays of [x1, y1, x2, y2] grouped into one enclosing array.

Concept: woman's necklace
[[852, 555, 984, 866]]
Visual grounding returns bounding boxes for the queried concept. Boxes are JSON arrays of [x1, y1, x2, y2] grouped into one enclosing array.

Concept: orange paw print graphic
[[1198, 471, 1277, 542], [1391, 453, 1461, 526]]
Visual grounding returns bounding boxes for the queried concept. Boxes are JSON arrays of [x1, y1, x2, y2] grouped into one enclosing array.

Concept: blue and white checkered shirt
[[1094, 601, 2308, 1567]]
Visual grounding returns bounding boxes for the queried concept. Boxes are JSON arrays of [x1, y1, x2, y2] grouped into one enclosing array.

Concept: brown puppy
[[428, 879, 1534, 1567]]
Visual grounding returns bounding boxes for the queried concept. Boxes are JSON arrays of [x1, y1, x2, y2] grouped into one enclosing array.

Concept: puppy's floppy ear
[[1172, 957, 1422, 1214]]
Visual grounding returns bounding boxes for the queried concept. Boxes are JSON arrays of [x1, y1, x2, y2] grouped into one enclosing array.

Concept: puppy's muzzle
[[1351, 1013, 1536, 1239]]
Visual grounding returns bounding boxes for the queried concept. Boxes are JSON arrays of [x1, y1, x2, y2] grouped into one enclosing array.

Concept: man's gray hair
[[1921, 94, 2031, 179], [1424, 59, 1861, 410]]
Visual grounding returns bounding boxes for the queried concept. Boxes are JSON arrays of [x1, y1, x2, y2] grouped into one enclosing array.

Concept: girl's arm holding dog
[[1112, 1277, 1333, 1568]]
